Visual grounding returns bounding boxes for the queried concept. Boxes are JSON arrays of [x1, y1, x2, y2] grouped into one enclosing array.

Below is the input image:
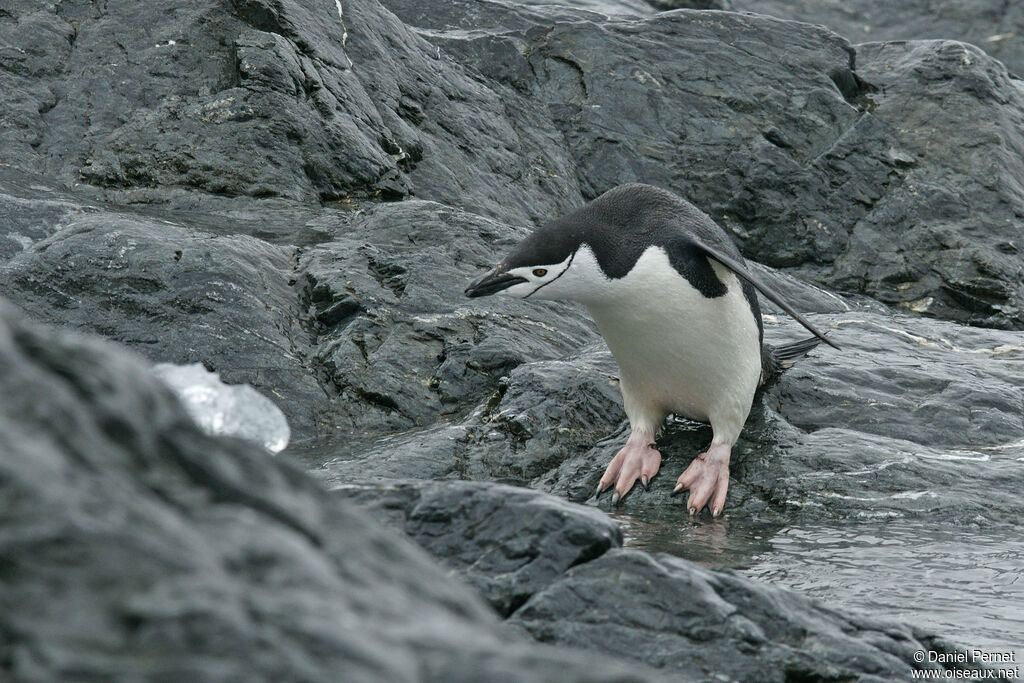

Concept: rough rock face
[[1, 0, 1021, 678], [0, 0, 581, 223], [714, 0, 1024, 78], [0, 301, 664, 682], [344, 479, 985, 681], [386, 2, 1024, 329], [0, 198, 327, 446], [509, 549, 976, 682], [516, 0, 1024, 79], [297, 200, 603, 438], [342, 480, 624, 616]]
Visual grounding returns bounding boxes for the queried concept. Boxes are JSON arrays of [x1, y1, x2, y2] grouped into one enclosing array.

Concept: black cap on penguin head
[[465, 215, 585, 298]]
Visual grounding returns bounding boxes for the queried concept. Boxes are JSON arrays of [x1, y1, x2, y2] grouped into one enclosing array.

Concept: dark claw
[[594, 483, 604, 500], [641, 475, 650, 491], [611, 491, 621, 504], [671, 483, 684, 495]]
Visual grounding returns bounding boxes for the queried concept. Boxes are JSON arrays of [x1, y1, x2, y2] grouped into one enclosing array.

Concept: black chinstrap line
[[525, 249, 576, 299]]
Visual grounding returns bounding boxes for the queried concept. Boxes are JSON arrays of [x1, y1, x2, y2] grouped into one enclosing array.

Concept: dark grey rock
[[0, 0, 582, 223], [720, 0, 1024, 78], [0, 299, 664, 683], [509, 549, 984, 682], [297, 199, 604, 441], [0, 0, 1018, 674], [507, 0, 657, 14], [827, 40, 1024, 328], [385, 3, 1024, 328], [494, 0, 1024, 79], [0, 165, 97, 263], [648, 1, 732, 8], [334, 480, 993, 681], [0, 208, 326, 446], [311, 340, 625, 486], [341, 479, 623, 616]]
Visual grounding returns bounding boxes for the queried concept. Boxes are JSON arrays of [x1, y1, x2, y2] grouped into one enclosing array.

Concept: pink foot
[[595, 430, 661, 503], [673, 443, 731, 517]]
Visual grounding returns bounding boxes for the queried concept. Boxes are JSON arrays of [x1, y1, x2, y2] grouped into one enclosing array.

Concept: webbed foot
[[673, 443, 731, 516], [595, 430, 661, 504]]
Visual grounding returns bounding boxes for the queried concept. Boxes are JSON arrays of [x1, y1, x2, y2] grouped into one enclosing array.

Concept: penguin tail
[[760, 335, 824, 384]]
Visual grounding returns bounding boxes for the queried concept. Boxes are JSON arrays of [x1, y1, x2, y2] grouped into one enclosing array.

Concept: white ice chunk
[[153, 362, 290, 453]]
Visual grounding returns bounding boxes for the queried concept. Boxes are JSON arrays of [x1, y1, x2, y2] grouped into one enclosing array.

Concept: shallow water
[[746, 522, 1023, 657], [618, 513, 1024, 660]]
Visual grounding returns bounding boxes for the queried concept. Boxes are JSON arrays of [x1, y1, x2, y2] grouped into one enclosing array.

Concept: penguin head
[[464, 218, 601, 301], [466, 184, 682, 302]]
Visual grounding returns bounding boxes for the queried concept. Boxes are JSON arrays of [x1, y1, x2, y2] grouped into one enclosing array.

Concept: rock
[[0, 208, 326, 447], [340, 479, 623, 616], [297, 199, 605, 442], [385, 3, 1024, 328], [514, 0, 658, 14], [827, 40, 1024, 328], [720, 0, 1024, 78], [648, 1, 732, 8], [0, 165, 96, 263], [494, 0, 1024, 79], [0, 0, 582, 223], [509, 549, 983, 682], [0, 299, 666, 682], [342, 479, 988, 680]]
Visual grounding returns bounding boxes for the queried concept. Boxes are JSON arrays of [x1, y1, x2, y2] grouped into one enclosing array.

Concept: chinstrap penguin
[[465, 183, 838, 516]]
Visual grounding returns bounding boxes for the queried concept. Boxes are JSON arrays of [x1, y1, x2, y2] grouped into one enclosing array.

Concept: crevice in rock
[[354, 387, 407, 416], [365, 253, 408, 298], [829, 66, 878, 110], [545, 55, 588, 101], [230, 0, 287, 38]]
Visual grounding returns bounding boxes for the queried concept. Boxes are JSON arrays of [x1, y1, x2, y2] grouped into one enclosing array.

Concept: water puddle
[[620, 515, 1024, 658]]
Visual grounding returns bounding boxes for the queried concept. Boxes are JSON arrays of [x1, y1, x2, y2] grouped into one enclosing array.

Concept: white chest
[[580, 247, 762, 439]]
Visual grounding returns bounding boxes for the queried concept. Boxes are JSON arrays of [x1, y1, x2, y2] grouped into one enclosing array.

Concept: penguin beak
[[464, 269, 528, 298]]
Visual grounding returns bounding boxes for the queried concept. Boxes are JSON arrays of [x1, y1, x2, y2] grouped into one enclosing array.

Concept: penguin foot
[[595, 429, 661, 504], [673, 443, 731, 517]]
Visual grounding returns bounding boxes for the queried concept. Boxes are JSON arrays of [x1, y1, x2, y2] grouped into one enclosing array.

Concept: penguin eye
[[532, 268, 548, 277]]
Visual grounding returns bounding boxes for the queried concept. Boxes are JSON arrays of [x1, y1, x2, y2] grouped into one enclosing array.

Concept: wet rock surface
[[0, 301, 660, 682], [340, 479, 623, 616], [296, 200, 603, 440], [386, 0, 1024, 329], [501, 0, 1024, 78], [1, 0, 1022, 678], [0, 0, 581, 223], [0, 201, 327, 446], [708, 0, 1024, 79], [509, 549, 978, 682]]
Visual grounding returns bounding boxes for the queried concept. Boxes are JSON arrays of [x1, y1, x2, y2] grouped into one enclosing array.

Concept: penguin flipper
[[689, 239, 840, 350]]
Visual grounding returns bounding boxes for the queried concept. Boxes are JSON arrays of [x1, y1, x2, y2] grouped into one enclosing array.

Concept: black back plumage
[[503, 183, 766, 344]]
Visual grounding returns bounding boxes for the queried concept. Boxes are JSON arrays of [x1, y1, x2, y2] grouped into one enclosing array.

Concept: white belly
[[585, 248, 761, 444]]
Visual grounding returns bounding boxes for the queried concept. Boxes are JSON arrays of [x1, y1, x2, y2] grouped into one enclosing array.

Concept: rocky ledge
[[2, 0, 1020, 680]]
